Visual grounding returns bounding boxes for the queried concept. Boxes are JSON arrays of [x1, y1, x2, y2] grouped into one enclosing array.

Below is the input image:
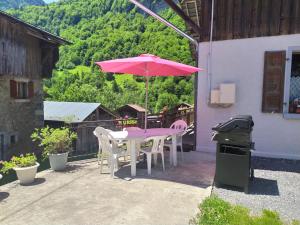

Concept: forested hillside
[[0, 0, 44, 10], [9, 0, 195, 113]]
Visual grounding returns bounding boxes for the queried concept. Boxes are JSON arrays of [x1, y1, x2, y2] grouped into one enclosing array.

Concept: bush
[[31, 127, 77, 158], [190, 195, 299, 225], [0, 153, 37, 174]]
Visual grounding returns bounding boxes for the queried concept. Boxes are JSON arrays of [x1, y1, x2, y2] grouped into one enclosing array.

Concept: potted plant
[[31, 127, 77, 171], [0, 153, 39, 185]]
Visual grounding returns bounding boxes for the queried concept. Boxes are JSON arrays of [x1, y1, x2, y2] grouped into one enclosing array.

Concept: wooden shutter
[[262, 51, 286, 113], [10, 80, 17, 98], [28, 81, 34, 98]]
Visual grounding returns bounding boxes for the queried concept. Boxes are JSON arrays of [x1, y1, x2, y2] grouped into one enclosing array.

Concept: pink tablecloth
[[110, 128, 181, 140]]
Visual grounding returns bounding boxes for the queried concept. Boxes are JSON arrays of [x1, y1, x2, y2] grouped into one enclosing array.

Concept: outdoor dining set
[[93, 120, 188, 177], [92, 54, 199, 177]]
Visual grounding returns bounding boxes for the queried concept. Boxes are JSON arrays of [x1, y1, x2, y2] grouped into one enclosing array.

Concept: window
[[10, 135, 16, 145], [10, 80, 34, 100], [284, 47, 300, 119], [17, 82, 28, 99]]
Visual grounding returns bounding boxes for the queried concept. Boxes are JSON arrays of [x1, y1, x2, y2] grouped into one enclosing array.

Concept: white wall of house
[[196, 34, 300, 159]]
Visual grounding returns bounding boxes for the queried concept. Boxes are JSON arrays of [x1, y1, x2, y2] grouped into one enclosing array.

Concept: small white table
[[109, 128, 181, 176]]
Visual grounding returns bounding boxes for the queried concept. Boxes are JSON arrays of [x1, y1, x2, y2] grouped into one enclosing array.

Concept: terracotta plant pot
[[49, 152, 68, 171], [14, 163, 39, 185]]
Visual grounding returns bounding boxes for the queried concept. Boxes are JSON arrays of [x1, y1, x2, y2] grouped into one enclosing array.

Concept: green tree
[[156, 93, 178, 112], [9, 0, 195, 112]]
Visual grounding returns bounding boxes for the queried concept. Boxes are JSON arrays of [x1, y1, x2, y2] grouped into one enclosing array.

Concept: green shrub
[[0, 153, 37, 174], [190, 195, 299, 225], [31, 126, 77, 158]]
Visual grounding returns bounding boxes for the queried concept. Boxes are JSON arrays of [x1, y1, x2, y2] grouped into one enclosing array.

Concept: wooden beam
[[163, 0, 201, 36]]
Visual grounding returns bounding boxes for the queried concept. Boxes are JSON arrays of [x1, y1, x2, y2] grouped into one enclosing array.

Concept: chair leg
[[107, 154, 111, 168], [180, 144, 184, 161], [116, 157, 119, 171], [169, 146, 173, 165], [161, 152, 165, 171], [110, 155, 115, 177], [98, 149, 101, 165], [146, 153, 152, 175], [100, 154, 104, 174], [153, 154, 158, 166]]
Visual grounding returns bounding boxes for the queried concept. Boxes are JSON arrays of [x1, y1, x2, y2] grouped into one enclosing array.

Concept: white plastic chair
[[164, 120, 188, 161], [140, 136, 167, 175], [93, 127, 127, 177]]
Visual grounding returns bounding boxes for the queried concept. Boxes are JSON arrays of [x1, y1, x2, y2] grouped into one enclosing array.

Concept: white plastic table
[[109, 128, 181, 176]]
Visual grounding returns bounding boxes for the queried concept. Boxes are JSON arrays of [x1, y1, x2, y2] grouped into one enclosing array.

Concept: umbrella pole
[[144, 76, 149, 132]]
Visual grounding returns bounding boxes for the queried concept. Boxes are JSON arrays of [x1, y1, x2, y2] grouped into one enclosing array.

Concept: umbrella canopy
[[96, 54, 200, 76], [96, 54, 201, 130]]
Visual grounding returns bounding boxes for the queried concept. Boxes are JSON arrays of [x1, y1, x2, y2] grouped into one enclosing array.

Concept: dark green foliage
[[190, 195, 300, 225], [9, 0, 195, 112]]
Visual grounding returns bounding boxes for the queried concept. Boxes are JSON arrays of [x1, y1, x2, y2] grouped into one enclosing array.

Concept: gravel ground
[[213, 157, 300, 222]]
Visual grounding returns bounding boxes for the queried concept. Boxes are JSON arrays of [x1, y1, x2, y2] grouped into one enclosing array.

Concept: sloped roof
[[0, 10, 70, 45], [176, 102, 193, 108], [125, 104, 146, 112], [44, 101, 101, 123]]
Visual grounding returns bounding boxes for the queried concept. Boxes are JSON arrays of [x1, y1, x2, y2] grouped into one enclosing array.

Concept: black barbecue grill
[[212, 115, 255, 193]]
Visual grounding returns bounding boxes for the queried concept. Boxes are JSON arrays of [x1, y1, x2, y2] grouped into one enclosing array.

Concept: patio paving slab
[[0, 151, 215, 225]]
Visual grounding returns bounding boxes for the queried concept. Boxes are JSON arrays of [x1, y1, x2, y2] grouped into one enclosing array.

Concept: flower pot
[[49, 152, 68, 171], [14, 163, 39, 185]]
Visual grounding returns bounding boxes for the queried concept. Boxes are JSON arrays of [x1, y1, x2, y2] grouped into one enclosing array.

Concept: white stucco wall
[[196, 34, 300, 159]]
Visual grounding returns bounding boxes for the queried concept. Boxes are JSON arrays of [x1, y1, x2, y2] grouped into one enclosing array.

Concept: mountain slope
[[8, 0, 195, 112], [0, 0, 45, 10]]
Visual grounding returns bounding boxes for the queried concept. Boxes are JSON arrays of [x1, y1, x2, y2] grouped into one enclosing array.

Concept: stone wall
[[0, 75, 44, 160]]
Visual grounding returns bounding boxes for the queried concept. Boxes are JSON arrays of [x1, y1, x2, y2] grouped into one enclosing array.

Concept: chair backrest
[[123, 127, 142, 131], [93, 127, 117, 154], [170, 120, 188, 133], [148, 136, 167, 153], [170, 120, 188, 131]]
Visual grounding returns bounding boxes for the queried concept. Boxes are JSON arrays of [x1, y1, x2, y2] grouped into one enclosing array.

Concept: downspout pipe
[[207, 0, 214, 104], [128, 0, 200, 150]]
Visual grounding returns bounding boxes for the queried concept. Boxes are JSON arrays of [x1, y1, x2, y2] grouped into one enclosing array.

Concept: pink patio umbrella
[[96, 54, 201, 130]]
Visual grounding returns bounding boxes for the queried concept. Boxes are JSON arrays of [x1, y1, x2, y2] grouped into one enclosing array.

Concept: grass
[[190, 195, 300, 225]]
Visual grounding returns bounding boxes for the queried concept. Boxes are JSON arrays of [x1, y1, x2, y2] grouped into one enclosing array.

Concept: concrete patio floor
[[0, 151, 215, 225]]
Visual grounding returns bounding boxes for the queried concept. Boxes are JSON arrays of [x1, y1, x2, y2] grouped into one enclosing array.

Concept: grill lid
[[212, 115, 254, 132]]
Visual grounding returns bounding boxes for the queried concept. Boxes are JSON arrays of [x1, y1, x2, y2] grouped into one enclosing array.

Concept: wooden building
[[44, 101, 117, 126], [164, 0, 300, 159], [0, 11, 69, 160], [44, 101, 118, 154], [116, 104, 146, 128], [117, 104, 146, 118]]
